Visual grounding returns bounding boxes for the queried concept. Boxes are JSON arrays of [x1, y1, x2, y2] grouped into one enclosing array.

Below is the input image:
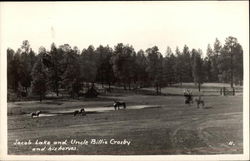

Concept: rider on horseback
[[184, 89, 193, 104]]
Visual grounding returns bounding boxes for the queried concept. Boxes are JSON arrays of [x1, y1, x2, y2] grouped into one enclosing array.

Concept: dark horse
[[73, 108, 86, 116], [184, 94, 193, 104], [31, 111, 41, 118], [113, 101, 126, 110], [184, 90, 193, 105]]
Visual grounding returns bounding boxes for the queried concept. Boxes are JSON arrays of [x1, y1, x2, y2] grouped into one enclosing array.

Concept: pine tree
[[220, 36, 243, 87], [31, 55, 48, 102], [146, 46, 163, 94], [62, 47, 81, 98], [47, 43, 63, 96], [192, 49, 204, 91]]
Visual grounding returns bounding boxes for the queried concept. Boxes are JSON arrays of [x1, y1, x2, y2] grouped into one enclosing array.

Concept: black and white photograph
[[0, 1, 249, 160]]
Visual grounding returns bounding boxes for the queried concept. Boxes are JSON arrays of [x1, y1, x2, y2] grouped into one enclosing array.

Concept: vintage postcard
[[0, 1, 249, 161]]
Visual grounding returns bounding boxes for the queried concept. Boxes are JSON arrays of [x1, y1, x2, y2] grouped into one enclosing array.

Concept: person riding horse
[[113, 101, 126, 110], [184, 89, 193, 104]]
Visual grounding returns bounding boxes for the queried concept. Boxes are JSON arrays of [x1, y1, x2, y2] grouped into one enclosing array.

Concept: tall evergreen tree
[[19, 40, 36, 95], [80, 45, 98, 88], [173, 47, 183, 86], [205, 44, 213, 82], [31, 52, 48, 102], [211, 38, 221, 82], [61, 45, 81, 98], [182, 45, 193, 82], [164, 46, 176, 86], [95, 45, 115, 89], [47, 43, 63, 96], [111, 43, 136, 90], [192, 49, 204, 91], [146, 46, 163, 94], [135, 50, 148, 88], [7, 48, 16, 90], [220, 36, 243, 87]]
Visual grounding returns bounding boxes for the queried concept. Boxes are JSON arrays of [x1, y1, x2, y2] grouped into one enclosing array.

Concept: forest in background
[[7, 36, 243, 101]]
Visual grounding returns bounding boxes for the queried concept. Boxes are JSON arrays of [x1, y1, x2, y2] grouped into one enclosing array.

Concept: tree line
[[7, 36, 243, 101]]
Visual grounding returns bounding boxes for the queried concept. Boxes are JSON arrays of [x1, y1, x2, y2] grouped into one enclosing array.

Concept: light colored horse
[[195, 96, 205, 108]]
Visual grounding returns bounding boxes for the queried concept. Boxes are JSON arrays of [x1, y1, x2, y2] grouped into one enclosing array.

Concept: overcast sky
[[0, 1, 249, 56]]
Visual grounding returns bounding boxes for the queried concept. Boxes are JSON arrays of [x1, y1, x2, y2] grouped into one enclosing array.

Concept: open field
[[8, 85, 243, 155]]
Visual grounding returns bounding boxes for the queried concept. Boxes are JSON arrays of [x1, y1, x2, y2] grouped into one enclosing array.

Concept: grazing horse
[[80, 108, 86, 116], [114, 101, 126, 110], [195, 96, 205, 108], [73, 110, 80, 116], [73, 108, 86, 116], [31, 111, 41, 118]]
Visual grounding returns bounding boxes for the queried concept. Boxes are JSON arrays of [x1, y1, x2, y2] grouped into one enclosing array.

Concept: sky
[[0, 1, 249, 56]]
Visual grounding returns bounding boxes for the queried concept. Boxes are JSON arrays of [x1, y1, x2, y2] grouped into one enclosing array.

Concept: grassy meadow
[[7, 83, 243, 155]]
